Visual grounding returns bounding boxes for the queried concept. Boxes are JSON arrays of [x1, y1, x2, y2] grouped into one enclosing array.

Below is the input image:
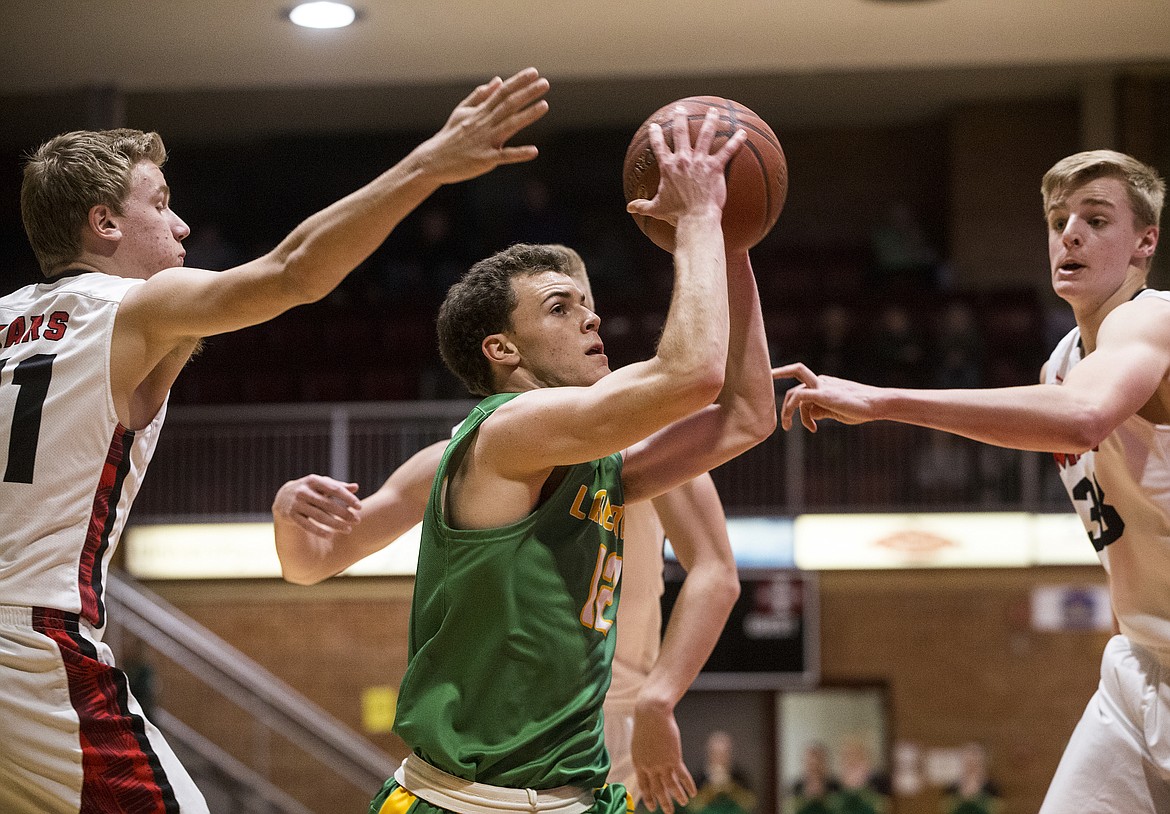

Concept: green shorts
[[369, 778, 631, 814]]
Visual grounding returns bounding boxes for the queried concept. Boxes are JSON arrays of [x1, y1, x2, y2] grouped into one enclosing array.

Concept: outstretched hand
[[422, 67, 550, 184], [626, 106, 747, 227], [272, 474, 362, 535], [632, 704, 697, 814], [772, 363, 883, 431]]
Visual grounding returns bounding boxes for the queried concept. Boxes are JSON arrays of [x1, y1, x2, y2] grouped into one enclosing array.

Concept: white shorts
[[0, 605, 208, 814], [1040, 635, 1170, 814]]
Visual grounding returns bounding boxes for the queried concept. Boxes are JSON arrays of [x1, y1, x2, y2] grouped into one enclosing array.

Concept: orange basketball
[[622, 96, 788, 253]]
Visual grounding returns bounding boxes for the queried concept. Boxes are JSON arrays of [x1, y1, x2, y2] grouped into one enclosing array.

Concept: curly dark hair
[[437, 243, 577, 396]]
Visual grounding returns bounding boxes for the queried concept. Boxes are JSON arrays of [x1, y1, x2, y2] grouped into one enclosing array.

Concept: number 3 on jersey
[[1071, 473, 1125, 551], [580, 543, 622, 634], [1, 354, 54, 484]]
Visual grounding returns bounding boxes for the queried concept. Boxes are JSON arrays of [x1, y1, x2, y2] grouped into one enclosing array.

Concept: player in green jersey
[[275, 244, 739, 813], [278, 107, 776, 814]]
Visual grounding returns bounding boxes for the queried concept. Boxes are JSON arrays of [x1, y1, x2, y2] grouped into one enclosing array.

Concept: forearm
[[877, 383, 1109, 452], [637, 562, 739, 711], [653, 209, 730, 391], [273, 519, 345, 586], [717, 253, 777, 444]]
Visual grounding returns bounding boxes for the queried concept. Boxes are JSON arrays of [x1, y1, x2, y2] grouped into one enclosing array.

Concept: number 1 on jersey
[[2, 354, 55, 483], [580, 543, 623, 635]]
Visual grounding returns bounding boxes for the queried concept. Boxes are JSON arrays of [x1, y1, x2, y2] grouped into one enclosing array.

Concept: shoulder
[[40, 272, 141, 303], [1100, 294, 1170, 344]]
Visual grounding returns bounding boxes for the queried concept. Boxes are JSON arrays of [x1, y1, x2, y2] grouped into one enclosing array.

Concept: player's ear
[[87, 204, 122, 243], [482, 333, 519, 366], [1136, 225, 1159, 259]]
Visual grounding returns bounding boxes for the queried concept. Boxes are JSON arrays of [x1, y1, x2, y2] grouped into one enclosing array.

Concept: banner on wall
[[793, 512, 1097, 570], [665, 566, 819, 689], [123, 511, 1095, 579], [124, 521, 422, 579], [1030, 583, 1113, 631]]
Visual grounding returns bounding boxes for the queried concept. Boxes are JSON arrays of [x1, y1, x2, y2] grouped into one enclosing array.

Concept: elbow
[[671, 365, 726, 414], [275, 542, 328, 587], [277, 557, 324, 586], [279, 562, 331, 586], [1061, 405, 1115, 453], [687, 559, 741, 616], [727, 392, 778, 452], [694, 366, 727, 406], [720, 569, 741, 607], [707, 566, 741, 619], [753, 396, 779, 442], [277, 247, 334, 306]]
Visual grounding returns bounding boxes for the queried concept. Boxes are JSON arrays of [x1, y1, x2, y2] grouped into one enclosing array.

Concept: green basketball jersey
[[393, 393, 626, 791]]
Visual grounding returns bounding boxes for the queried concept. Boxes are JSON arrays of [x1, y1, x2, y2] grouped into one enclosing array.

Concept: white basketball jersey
[[0, 272, 166, 632], [1045, 288, 1170, 654], [606, 501, 665, 707]]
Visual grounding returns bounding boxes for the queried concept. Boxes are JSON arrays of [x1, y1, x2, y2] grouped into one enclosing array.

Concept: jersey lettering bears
[[1, 310, 70, 348]]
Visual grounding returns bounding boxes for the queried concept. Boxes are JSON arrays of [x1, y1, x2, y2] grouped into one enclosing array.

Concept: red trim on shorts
[[80, 424, 134, 627], [33, 608, 180, 813]]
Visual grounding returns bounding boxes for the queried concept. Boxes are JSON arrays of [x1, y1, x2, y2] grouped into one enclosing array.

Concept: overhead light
[[288, 2, 357, 29]]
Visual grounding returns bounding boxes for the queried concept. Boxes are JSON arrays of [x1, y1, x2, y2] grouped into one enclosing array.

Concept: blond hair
[[1042, 150, 1165, 229], [21, 129, 168, 276]]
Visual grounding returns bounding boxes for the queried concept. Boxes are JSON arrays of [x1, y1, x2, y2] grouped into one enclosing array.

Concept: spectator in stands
[[912, 430, 975, 504], [809, 303, 861, 381], [932, 300, 985, 390], [835, 735, 891, 814], [867, 303, 928, 388], [121, 637, 159, 721], [788, 741, 841, 814], [690, 730, 758, 814], [940, 742, 1001, 814]]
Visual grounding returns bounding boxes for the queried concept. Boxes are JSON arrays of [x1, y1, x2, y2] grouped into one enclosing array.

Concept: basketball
[[622, 96, 788, 253]]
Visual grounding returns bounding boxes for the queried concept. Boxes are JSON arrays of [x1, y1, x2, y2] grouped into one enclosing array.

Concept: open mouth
[[1059, 261, 1084, 272], [586, 344, 605, 356]]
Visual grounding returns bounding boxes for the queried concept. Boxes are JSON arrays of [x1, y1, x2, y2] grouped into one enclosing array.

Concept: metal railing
[[133, 400, 1069, 521], [105, 572, 395, 810]]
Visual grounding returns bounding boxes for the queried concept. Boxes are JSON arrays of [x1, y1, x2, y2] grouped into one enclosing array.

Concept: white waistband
[[394, 754, 594, 814], [0, 606, 33, 626]]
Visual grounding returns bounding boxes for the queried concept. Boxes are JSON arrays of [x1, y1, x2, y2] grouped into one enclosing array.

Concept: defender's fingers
[[490, 75, 549, 120], [771, 362, 819, 388], [780, 393, 798, 430], [291, 512, 347, 536], [496, 67, 541, 96], [495, 98, 550, 142], [800, 402, 819, 433], [460, 76, 502, 109]]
